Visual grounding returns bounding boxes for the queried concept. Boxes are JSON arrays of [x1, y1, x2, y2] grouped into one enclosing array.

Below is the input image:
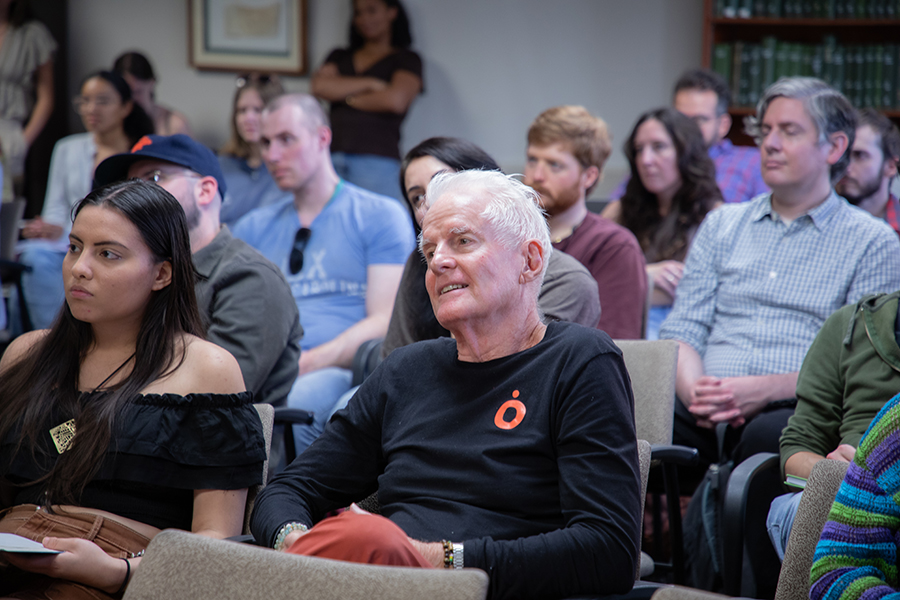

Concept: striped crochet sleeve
[[809, 393, 900, 600]]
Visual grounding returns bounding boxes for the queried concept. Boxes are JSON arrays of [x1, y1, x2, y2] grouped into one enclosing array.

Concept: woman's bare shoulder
[[0, 329, 49, 372], [180, 335, 246, 394]]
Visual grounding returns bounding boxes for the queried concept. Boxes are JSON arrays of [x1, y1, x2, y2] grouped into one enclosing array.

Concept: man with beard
[[94, 134, 303, 406], [524, 106, 647, 339], [835, 108, 900, 235]]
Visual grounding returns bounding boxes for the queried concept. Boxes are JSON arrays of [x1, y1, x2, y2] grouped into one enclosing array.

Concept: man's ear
[[519, 240, 545, 284], [883, 156, 899, 179], [824, 131, 850, 166], [317, 125, 333, 152], [717, 112, 733, 141], [195, 176, 218, 207], [581, 165, 600, 193], [151, 260, 173, 291]]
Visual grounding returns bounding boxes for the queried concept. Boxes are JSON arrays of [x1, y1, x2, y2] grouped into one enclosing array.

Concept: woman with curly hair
[[603, 107, 722, 338]]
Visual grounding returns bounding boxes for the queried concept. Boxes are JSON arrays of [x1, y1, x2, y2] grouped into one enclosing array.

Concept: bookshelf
[[701, 0, 900, 144]]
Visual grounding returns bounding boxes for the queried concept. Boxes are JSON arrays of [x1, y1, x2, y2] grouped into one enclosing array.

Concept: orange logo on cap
[[494, 390, 526, 430], [131, 136, 153, 152]]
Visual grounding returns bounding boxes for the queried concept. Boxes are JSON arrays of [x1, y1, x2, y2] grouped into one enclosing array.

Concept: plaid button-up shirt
[[660, 192, 900, 377]]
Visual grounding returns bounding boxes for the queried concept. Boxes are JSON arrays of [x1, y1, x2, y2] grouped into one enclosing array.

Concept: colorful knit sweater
[[810, 392, 900, 600]]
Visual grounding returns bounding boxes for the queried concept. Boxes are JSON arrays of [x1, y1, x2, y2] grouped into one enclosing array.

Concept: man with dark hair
[[836, 108, 900, 234], [660, 77, 900, 472], [612, 69, 769, 204]]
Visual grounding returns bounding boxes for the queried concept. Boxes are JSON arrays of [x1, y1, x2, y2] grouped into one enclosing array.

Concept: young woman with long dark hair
[[603, 107, 722, 338], [18, 70, 155, 329], [0, 180, 265, 599]]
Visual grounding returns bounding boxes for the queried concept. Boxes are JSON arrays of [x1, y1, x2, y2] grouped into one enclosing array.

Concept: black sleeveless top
[[1, 391, 266, 530]]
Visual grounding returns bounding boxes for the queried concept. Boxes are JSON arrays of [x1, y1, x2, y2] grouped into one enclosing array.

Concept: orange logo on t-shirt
[[131, 136, 153, 152], [494, 390, 526, 430]]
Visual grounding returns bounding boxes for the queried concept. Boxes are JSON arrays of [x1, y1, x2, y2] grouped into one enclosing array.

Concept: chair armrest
[[722, 452, 779, 596], [273, 407, 314, 426], [650, 444, 699, 466]]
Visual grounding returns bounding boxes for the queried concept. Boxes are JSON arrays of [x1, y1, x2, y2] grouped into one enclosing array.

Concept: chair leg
[[662, 462, 685, 585]]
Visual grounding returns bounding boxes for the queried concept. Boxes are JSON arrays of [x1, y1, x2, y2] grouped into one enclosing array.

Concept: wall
[[67, 0, 705, 196]]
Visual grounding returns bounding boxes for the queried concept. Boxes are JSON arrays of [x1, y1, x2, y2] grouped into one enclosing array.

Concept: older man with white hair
[[250, 170, 641, 600]]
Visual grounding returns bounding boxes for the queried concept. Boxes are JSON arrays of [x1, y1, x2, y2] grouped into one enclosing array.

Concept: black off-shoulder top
[[1, 392, 266, 531]]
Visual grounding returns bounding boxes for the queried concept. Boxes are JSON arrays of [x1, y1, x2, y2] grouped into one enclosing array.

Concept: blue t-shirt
[[217, 154, 291, 227], [233, 180, 415, 350]]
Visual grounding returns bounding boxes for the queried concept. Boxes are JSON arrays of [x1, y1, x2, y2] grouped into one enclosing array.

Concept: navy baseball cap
[[94, 134, 227, 197]]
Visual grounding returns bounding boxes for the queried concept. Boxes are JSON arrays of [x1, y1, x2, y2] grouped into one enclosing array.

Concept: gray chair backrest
[[636, 439, 651, 579], [615, 339, 679, 445], [0, 199, 25, 260], [124, 529, 490, 600], [774, 459, 849, 600], [244, 404, 274, 534]]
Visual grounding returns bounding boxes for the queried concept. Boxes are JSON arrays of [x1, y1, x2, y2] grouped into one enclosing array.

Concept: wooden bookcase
[[701, 0, 900, 144]]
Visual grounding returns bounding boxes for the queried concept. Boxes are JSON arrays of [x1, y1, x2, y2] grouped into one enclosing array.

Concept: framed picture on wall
[[188, 0, 308, 75]]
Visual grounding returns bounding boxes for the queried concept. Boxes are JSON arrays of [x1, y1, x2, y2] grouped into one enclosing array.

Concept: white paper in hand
[[0, 533, 62, 554]]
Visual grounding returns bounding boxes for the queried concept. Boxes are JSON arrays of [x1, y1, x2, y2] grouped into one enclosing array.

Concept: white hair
[[421, 169, 553, 283]]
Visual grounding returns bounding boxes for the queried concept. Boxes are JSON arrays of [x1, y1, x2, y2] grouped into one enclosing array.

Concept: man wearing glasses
[[233, 94, 415, 455], [94, 134, 302, 407]]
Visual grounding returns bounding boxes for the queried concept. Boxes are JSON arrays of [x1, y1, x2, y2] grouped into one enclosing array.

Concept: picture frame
[[188, 0, 308, 75]]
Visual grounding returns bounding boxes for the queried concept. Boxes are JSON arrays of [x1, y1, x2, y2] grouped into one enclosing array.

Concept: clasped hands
[[686, 375, 771, 429]]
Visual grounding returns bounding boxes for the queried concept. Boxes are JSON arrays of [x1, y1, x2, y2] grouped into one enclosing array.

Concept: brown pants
[[0, 505, 153, 600], [285, 510, 433, 568]]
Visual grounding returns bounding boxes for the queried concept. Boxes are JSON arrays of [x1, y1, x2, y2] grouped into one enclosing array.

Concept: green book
[[844, 0, 855, 17], [803, 44, 815, 76], [833, 45, 846, 96], [761, 36, 778, 89], [739, 0, 754, 16], [812, 45, 825, 79], [825, 0, 837, 16], [754, 0, 768, 14], [732, 41, 745, 103], [775, 40, 790, 81], [823, 35, 837, 86], [767, 0, 784, 15], [785, 475, 807, 489], [749, 45, 763, 105], [855, 45, 866, 106], [789, 43, 803, 76], [803, 0, 815, 15], [873, 46, 884, 107], [863, 45, 876, 107], [858, 0, 869, 18], [884, 44, 897, 108], [834, 0, 845, 16], [886, 0, 896, 17], [713, 44, 733, 85], [739, 43, 753, 106]]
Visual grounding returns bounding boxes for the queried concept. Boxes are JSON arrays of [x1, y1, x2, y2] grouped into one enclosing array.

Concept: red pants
[[284, 510, 433, 568]]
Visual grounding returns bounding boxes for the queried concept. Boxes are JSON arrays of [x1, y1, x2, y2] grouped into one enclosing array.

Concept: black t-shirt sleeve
[[393, 50, 423, 81]]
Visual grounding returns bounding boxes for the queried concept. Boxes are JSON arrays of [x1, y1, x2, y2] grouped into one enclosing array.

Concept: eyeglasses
[[137, 169, 200, 185], [236, 73, 273, 89], [290, 227, 312, 274], [72, 95, 117, 112]]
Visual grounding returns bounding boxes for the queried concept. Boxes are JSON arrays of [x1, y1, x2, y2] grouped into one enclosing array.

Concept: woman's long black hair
[[0, 180, 204, 505], [83, 70, 155, 144], [620, 107, 722, 262], [349, 0, 412, 50]]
